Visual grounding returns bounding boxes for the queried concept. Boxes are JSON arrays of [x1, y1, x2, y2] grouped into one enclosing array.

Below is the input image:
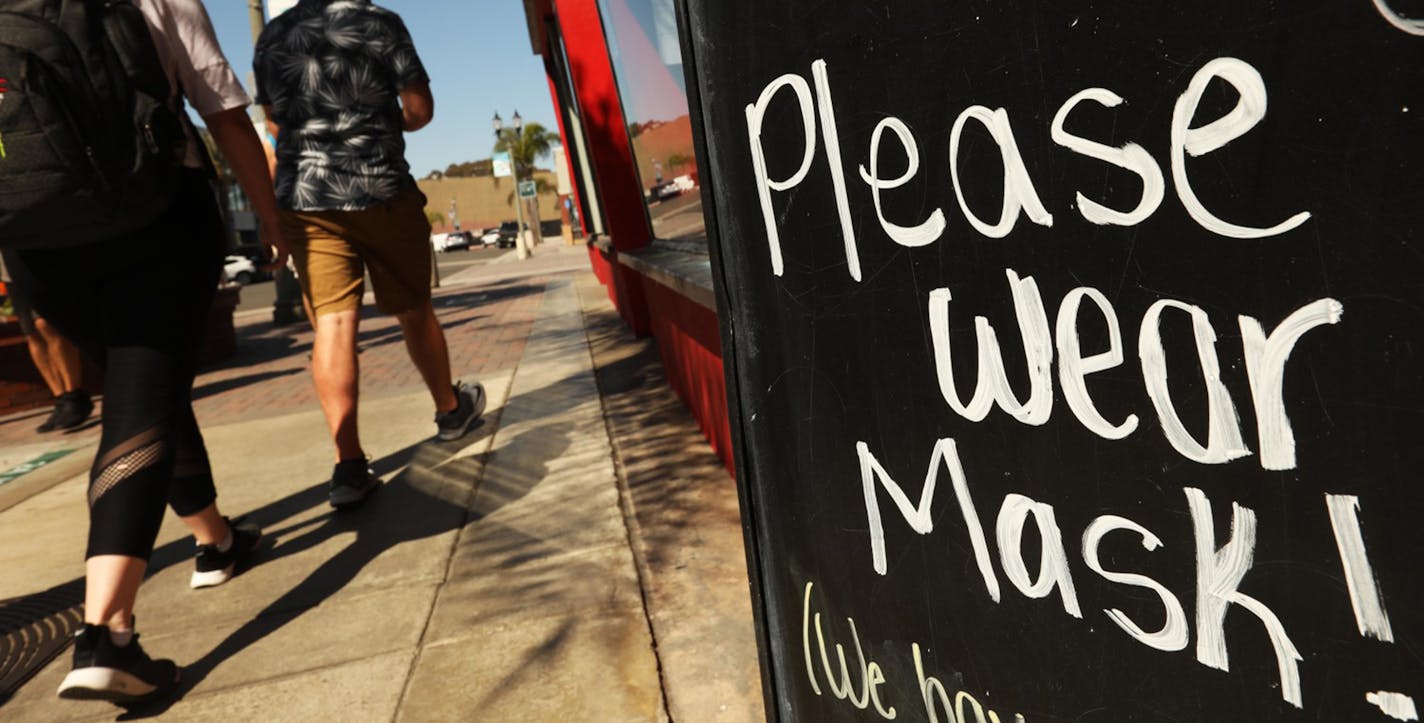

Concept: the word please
[[746, 57, 1311, 281]]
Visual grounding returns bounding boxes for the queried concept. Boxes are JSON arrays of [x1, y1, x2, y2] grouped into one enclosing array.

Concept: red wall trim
[[637, 273, 734, 474], [549, 0, 652, 334]]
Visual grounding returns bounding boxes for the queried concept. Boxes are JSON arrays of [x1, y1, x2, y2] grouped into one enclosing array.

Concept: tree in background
[[666, 152, 694, 174], [426, 210, 446, 227], [493, 122, 558, 184], [443, 158, 494, 178], [494, 123, 560, 233]]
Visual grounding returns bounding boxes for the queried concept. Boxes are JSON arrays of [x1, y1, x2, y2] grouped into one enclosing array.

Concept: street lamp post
[[493, 111, 531, 260], [247, 0, 265, 47]]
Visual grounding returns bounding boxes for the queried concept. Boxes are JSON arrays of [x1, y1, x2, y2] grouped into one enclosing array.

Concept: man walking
[[255, 0, 484, 510]]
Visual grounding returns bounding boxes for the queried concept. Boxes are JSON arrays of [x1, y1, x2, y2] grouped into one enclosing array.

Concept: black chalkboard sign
[[676, 0, 1424, 720]]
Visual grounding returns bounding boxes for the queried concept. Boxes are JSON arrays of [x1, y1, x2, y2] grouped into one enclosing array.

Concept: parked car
[[233, 245, 271, 266], [223, 255, 258, 285], [648, 180, 682, 201], [442, 230, 475, 251], [480, 227, 500, 246], [670, 173, 696, 193], [497, 221, 520, 248]]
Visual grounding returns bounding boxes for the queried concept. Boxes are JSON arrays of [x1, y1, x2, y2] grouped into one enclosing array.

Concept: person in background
[[5, 0, 289, 705], [254, 0, 485, 511], [0, 256, 93, 432]]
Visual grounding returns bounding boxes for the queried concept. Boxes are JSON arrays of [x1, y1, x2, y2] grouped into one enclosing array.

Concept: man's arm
[[400, 82, 434, 132]]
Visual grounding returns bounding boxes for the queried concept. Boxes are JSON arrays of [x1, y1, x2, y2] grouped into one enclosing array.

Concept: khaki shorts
[[282, 187, 433, 316]]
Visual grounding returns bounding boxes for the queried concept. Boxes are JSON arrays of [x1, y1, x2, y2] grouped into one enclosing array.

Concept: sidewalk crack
[[578, 284, 676, 723]]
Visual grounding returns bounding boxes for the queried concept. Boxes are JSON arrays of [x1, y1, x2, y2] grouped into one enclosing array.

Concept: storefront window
[[549, 26, 606, 238], [596, 0, 706, 248]]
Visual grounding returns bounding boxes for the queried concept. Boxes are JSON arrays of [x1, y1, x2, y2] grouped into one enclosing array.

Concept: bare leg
[[178, 503, 229, 546], [84, 555, 146, 628], [24, 330, 63, 397], [311, 310, 364, 462], [36, 317, 83, 393], [395, 302, 457, 414]]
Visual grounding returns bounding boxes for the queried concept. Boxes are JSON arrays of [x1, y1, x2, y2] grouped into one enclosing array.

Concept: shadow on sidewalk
[[191, 369, 305, 402], [207, 281, 547, 374], [3, 362, 592, 716], [199, 278, 549, 395], [116, 413, 575, 720]]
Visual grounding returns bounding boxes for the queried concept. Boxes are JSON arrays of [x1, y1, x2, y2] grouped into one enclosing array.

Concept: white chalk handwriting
[[745, 57, 1313, 280]]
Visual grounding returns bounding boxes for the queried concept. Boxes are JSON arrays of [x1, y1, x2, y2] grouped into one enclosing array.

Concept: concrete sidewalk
[[0, 253, 763, 721]]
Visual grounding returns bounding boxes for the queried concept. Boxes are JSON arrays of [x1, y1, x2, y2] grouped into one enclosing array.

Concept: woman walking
[[1, 0, 288, 704]]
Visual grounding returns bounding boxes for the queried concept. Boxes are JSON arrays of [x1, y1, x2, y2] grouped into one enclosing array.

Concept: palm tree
[[493, 122, 558, 183], [494, 122, 560, 236]]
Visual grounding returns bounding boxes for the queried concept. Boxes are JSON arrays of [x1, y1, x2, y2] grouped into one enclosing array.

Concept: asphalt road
[[234, 245, 507, 314]]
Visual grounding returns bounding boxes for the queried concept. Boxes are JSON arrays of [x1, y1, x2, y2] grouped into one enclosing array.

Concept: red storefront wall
[[528, 0, 733, 473]]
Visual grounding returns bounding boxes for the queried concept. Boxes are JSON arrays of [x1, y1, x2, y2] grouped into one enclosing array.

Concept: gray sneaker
[[435, 381, 486, 441]]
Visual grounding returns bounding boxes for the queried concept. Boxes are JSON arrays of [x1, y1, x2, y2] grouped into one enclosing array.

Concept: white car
[[480, 228, 500, 246], [223, 255, 257, 284]]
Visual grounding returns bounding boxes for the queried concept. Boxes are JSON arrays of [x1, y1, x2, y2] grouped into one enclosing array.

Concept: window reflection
[[597, 0, 706, 249]]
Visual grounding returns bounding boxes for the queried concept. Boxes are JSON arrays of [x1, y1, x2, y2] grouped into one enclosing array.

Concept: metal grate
[[0, 580, 83, 706]]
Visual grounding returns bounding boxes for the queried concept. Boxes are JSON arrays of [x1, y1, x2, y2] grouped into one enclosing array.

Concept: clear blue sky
[[205, 0, 560, 177]]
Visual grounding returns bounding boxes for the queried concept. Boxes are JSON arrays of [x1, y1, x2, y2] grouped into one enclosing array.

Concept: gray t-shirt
[[253, 0, 430, 212]]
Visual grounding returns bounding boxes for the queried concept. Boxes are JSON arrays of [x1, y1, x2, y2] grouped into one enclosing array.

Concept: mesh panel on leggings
[[88, 440, 167, 508]]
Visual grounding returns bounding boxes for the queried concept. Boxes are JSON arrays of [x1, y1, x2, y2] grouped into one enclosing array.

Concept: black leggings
[[7, 171, 226, 560]]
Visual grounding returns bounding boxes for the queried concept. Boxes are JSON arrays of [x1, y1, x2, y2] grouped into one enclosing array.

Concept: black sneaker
[[35, 401, 63, 433], [435, 381, 486, 441], [56, 624, 179, 704], [50, 391, 93, 431], [329, 459, 379, 510], [190, 517, 263, 589]]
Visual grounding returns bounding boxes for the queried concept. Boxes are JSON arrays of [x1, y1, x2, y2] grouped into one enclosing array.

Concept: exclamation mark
[[1325, 494, 1393, 640], [1329, 498, 1418, 721]]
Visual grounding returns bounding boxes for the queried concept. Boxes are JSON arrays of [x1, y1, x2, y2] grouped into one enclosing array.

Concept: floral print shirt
[[254, 0, 428, 211]]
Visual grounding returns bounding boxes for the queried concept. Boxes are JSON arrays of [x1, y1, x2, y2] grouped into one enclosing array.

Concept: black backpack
[[0, 0, 186, 248]]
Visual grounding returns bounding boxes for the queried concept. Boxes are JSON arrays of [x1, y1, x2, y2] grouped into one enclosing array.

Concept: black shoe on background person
[[39, 390, 93, 433]]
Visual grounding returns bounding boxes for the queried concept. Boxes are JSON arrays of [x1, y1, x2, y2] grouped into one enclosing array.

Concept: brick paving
[[0, 277, 549, 452], [192, 277, 547, 428]]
